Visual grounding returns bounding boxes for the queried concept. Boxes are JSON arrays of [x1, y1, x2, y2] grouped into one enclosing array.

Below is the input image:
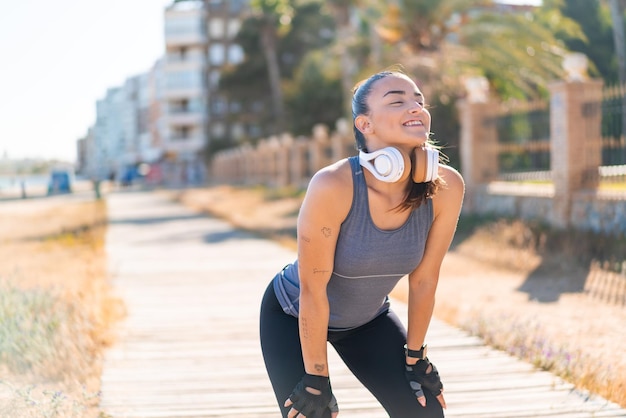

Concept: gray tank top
[[273, 155, 434, 330]]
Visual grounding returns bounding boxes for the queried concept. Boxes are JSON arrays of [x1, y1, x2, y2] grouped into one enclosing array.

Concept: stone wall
[[468, 183, 626, 235]]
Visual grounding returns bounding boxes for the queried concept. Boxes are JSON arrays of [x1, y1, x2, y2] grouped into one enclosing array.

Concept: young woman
[[260, 69, 465, 417]]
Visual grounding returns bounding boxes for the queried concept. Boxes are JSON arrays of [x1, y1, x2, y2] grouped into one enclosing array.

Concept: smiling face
[[354, 73, 431, 152]]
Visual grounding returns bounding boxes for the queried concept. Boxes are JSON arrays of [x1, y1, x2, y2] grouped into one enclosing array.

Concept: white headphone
[[359, 146, 439, 183], [359, 147, 407, 183]]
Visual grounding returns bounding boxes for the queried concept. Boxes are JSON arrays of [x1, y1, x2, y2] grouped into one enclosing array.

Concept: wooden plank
[[100, 192, 626, 418]]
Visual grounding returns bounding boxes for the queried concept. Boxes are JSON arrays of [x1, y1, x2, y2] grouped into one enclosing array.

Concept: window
[[248, 124, 262, 138], [227, 20, 241, 38], [170, 98, 204, 114], [208, 70, 221, 89], [229, 0, 245, 14], [166, 70, 202, 90], [229, 101, 241, 113], [211, 123, 226, 138], [173, 127, 191, 140], [165, 16, 203, 37], [207, 0, 224, 12], [227, 44, 244, 65], [209, 44, 225, 65], [211, 97, 227, 116], [231, 123, 245, 140], [251, 101, 265, 113], [209, 19, 225, 39]]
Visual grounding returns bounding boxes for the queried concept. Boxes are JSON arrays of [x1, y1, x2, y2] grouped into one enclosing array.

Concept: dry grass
[[0, 198, 125, 417], [174, 185, 626, 409]]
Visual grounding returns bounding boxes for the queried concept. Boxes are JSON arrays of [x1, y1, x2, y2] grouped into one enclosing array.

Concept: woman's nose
[[409, 102, 424, 113]]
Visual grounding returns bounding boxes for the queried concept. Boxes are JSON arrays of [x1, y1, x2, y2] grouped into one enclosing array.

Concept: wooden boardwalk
[[100, 191, 626, 418]]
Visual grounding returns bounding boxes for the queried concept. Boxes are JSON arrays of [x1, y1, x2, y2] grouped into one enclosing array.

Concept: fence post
[[457, 93, 499, 212], [241, 144, 253, 185], [548, 79, 603, 228], [290, 137, 308, 188], [332, 118, 354, 162], [277, 134, 292, 188], [306, 125, 326, 176]]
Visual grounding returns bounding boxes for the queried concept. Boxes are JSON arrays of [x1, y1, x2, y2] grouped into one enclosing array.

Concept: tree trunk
[[609, 0, 626, 160], [260, 25, 286, 135], [610, 0, 626, 85]]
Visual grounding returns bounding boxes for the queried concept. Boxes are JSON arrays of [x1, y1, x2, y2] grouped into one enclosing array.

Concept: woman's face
[[359, 74, 431, 150]]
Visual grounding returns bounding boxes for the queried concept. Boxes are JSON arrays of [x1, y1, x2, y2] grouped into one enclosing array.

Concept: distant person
[[260, 68, 465, 417]]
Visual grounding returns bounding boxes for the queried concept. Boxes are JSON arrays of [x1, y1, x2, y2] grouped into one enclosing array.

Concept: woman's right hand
[[284, 373, 339, 418]]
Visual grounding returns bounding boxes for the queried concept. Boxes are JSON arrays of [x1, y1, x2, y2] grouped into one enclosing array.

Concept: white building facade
[[161, 0, 208, 185]]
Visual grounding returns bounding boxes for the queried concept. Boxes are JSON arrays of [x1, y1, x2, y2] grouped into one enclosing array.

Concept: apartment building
[[82, 72, 154, 182], [203, 0, 248, 150], [92, 86, 125, 180], [162, 0, 208, 184]]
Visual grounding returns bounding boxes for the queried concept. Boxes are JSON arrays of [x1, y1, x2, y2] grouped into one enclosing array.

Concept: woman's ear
[[355, 115, 373, 134]]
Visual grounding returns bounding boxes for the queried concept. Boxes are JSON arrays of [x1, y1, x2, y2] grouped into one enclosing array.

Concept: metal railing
[[601, 83, 626, 167], [492, 99, 551, 178], [490, 85, 626, 188]]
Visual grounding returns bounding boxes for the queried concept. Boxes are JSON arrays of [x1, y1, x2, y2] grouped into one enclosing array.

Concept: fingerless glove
[[288, 373, 338, 418], [404, 358, 443, 399]]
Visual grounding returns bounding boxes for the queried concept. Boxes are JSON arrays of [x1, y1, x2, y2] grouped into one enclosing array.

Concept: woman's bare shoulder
[[302, 158, 354, 216], [311, 158, 353, 187], [439, 165, 464, 192], [433, 165, 465, 214]]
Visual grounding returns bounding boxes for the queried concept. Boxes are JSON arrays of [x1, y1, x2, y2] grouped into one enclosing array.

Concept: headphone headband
[[359, 146, 439, 184]]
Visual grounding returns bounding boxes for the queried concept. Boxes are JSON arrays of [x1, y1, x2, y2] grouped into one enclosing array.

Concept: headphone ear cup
[[359, 147, 407, 183], [412, 147, 439, 183]]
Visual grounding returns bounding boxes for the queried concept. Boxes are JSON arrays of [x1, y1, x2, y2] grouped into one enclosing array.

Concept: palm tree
[[249, 0, 293, 134], [373, 0, 582, 100], [325, 0, 360, 117]]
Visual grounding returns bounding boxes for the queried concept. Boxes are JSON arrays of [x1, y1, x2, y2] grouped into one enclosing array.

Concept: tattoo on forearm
[[313, 268, 329, 274], [301, 235, 311, 243], [301, 317, 308, 339], [321, 227, 331, 238], [314, 363, 326, 373]]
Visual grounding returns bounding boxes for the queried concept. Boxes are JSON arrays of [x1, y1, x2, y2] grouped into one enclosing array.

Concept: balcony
[[165, 32, 207, 48], [164, 1, 206, 47], [164, 87, 205, 100], [164, 135, 206, 154], [167, 110, 205, 127], [165, 54, 206, 68]]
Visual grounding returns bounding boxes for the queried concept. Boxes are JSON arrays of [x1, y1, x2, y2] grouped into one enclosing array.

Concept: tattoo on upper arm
[[321, 227, 331, 238], [314, 363, 326, 373], [313, 268, 330, 274], [301, 235, 311, 243]]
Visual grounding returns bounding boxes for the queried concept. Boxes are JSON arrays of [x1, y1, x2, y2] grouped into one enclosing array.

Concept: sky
[[0, 0, 542, 163], [0, 0, 172, 162]]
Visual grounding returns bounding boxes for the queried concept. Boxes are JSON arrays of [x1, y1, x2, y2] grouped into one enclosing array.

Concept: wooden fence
[[211, 121, 355, 189]]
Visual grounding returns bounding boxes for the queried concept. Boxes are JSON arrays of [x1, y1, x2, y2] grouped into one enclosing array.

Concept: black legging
[[259, 282, 444, 418]]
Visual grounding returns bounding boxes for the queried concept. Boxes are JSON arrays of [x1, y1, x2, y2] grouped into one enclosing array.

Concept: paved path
[[100, 191, 626, 418]]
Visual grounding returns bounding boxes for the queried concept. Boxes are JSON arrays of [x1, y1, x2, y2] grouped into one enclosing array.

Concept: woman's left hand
[[404, 358, 447, 409]]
